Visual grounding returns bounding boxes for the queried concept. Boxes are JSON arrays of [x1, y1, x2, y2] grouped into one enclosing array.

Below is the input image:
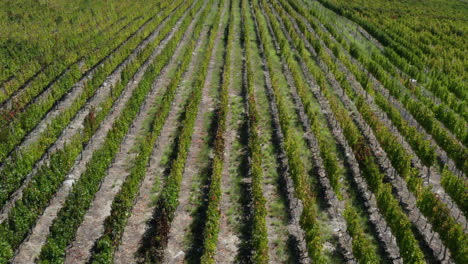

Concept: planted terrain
[[0, 0, 466, 263]]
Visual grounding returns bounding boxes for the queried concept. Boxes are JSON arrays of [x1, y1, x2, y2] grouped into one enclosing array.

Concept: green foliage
[[270, 0, 427, 261], [251, 1, 327, 262], [0, 0, 184, 210], [0, 0, 161, 103], [316, 0, 468, 143], [137, 2, 223, 262], [242, 1, 269, 261], [33, 1, 197, 262], [90, 1, 211, 262], [282, 0, 468, 262], [344, 207, 379, 264], [0, 11, 166, 259], [200, 1, 233, 262], [1, 0, 466, 263], [441, 168, 468, 216], [418, 188, 468, 264]]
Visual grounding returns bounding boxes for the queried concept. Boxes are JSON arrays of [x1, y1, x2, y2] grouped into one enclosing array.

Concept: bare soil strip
[[214, 74, 242, 262], [0, 2, 186, 222], [10, 4, 195, 263], [162, 2, 229, 262], [62, 4, 204, 263], [113, 8, 212, 264], [214, 1, 243, 260]]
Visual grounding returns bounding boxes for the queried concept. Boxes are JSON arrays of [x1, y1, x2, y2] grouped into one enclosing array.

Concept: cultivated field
[[0, 0, 466, 263]]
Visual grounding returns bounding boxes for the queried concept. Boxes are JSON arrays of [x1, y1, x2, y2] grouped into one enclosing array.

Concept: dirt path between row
[[214, 87, 241, 263], [162, 2, 228, 262], [113, 4, 212, 263], [214, 3, 242, 261], [10, 4, 194, 263], [62, 3, 203, 263]]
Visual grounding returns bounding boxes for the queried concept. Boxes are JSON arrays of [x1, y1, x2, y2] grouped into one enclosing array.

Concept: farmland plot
[[0, 0, 466, 263]]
